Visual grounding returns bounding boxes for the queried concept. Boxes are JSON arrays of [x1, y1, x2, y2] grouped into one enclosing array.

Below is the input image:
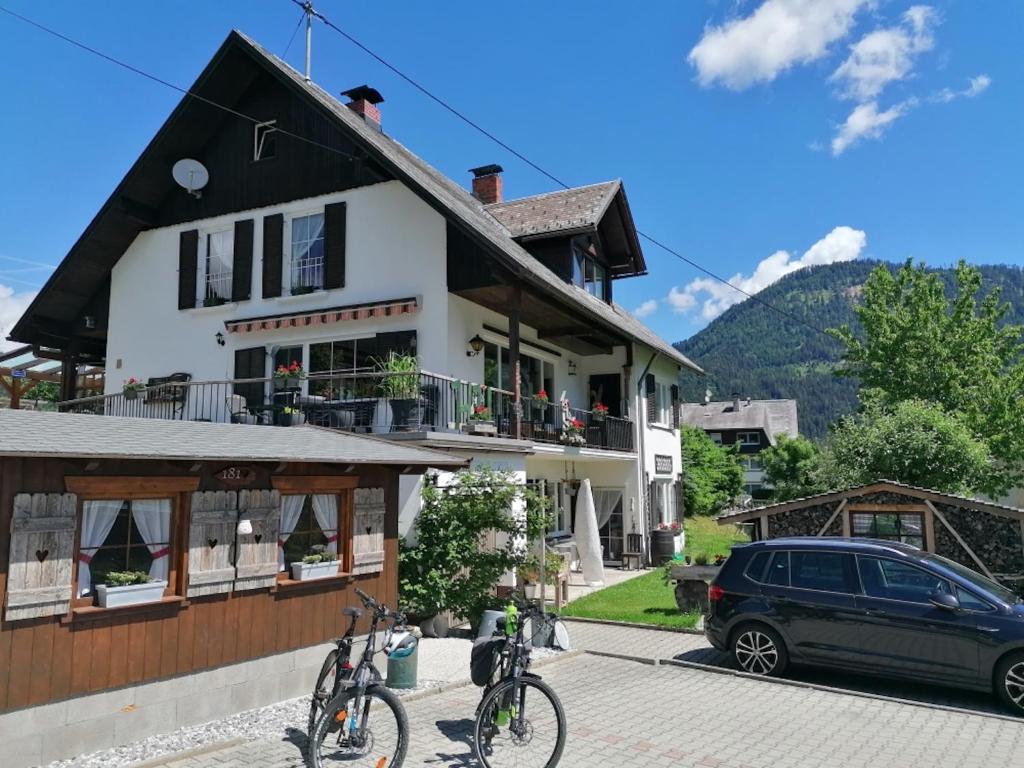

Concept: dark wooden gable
[[9, 33, 393, 359]]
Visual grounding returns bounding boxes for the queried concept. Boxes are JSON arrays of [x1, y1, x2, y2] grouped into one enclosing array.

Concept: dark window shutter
[[232, 219, 254, 301], [262, 214, 283, 299], [670, 384, 680, 429], [178, 229, 198, 310], [234, 347, 265, 407], [645, 373, 656, 423], [324, 202, 347, 290]]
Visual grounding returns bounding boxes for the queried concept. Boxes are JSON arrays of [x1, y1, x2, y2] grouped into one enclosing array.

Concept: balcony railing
[[59, 371, 635, 452]]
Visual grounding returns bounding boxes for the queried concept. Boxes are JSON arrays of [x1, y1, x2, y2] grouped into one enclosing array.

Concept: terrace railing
[[59, 371, 635, 452]]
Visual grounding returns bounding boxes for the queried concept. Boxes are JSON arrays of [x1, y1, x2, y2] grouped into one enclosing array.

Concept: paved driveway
[[160, 651, 1024, 768]]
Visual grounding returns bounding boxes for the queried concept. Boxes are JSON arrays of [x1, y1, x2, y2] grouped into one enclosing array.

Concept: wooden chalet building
[[0, 409, 463, 767]]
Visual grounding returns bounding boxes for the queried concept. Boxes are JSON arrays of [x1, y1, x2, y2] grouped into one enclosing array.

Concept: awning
[[225, 297, 419, 335]]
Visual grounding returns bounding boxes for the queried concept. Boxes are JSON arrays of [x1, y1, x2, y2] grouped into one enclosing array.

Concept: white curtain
[[574, 479, 605, 586], [78, 499, 123, 596], [278, 495, 307, 570], [312, 494, 339, 554], [132, 499, 172, 582], [593, 488, 624, 530]]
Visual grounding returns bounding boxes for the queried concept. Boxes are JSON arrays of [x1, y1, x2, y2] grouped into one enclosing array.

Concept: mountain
[[674, 260, 1024, 440]]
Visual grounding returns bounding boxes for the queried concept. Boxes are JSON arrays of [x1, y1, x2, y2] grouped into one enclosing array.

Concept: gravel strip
[[44, 639, 567, 768]]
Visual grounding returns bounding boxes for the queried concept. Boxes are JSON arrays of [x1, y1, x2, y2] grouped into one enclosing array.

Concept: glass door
[[598, 495, 625, 564]]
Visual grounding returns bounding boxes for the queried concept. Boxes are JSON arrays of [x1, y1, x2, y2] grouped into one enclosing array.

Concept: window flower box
[[463, 421, 497, 436], [290, 559, 340, 581], [122, 377, 145, 401], [96, 579, 168, 608]]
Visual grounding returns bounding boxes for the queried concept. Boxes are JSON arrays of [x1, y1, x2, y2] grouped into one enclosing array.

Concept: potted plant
[[291, 283, 316, 296], [95, 570, 167, 608], [122, 377, 145, 401], [290, 547, 339, 581], [650, 521, 681, 566], [273, 361, 304, 391], [278, 406, 306, 427], [534, 389, 550, 407], [202, 294, 227, 307], [559, 417, 587, 446], [373, 351, 420, 429], [463, 403, 497, 435], [592, 402, 609, 421]]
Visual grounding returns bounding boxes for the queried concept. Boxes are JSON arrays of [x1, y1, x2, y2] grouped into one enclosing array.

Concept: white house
[[10, 31, 701, 565]]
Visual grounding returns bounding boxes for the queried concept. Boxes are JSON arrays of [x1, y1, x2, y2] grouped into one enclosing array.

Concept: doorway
[[589, 374, 621, 417]]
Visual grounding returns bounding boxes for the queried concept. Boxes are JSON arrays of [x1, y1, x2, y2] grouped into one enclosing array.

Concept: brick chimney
[[341, 85, 384, 131], [469, 164, 504, 204]]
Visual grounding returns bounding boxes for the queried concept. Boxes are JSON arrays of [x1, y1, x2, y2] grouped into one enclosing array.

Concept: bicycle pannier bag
[[471, 637, 504, 687]]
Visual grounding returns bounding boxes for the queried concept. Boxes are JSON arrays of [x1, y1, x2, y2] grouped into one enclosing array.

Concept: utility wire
[[294, 0, 832, 339], [0, 4, 359, 163], [282, 7, 305, 59]]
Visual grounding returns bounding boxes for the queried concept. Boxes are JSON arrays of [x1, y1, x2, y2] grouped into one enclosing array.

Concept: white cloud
[[688, 0, 872, 90], [633, 299, 658, 318], [830, 5, 937, 101], [667, 226, 867, 321], [934, 73, 992, 103], [0, 283, 36, 353], [831, 99, 915, 155]]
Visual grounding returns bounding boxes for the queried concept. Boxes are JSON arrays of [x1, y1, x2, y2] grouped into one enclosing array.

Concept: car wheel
[[731, 624, 789, 677], [995, 652, 1024, 716]]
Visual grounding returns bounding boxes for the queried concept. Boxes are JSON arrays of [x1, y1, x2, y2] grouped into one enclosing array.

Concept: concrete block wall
[[0, 641, 337, 768]]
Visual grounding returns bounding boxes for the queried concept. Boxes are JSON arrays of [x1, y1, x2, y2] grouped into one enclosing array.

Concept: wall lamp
[[466, 334, 485, 357], [215, 331, 226, 347]]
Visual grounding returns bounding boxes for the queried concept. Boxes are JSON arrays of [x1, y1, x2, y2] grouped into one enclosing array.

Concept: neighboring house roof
[[0, 409, 467, 466], [9, 31, 697, 375], [680, 398, 798, 445], [717, 480, 1024, 524]]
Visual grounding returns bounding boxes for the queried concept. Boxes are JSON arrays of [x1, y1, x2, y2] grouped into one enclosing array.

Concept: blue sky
[[1, 0, 1021, 350]]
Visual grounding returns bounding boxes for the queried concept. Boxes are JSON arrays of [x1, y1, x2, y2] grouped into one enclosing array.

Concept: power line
[[281, 7, 305, 59], [295, 0, 832, 339], [0, 4, 359, 164]]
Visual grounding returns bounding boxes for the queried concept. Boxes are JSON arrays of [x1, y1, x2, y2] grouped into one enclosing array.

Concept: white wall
[[106, 181, 448, 391]]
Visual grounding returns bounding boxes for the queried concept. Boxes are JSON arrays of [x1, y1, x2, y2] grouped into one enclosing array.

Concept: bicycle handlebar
[[353, 587, 405, 624]]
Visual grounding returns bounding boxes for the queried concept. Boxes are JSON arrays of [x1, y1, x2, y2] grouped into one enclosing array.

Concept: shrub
[[693, 552, 709, 566], [101, 570, 151, 587]]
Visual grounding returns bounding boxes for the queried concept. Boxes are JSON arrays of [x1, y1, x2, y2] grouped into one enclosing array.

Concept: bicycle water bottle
[[504, 603, 518, 637]]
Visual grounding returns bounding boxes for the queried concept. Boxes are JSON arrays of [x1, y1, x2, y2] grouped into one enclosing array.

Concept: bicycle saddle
[[343, 607, 363, 618]]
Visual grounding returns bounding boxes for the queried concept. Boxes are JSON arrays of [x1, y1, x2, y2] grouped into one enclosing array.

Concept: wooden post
[[508, 283, 522, 440], [10, 378, 23, 409], [60, 358, 77, 403]]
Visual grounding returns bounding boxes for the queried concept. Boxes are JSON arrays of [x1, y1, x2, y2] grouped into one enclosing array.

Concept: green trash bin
[[386, 635, 419, 689]]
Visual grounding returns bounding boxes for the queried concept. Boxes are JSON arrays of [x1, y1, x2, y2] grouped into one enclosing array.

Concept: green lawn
[[558, 517, 749, 629], [560, 570, 701, 628], [684, 515, 749, 560]]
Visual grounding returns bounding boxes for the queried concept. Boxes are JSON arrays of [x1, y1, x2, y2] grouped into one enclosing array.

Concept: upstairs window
[[254, 120, 277, 161], [290, 213, 325, 294], [200, 229, 233, 306], [654, 381, 672, 425], [571, 245, 609, 302], [738, 431, 761, 447]]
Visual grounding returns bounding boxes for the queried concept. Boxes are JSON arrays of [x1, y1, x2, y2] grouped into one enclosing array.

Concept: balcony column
[[508, 283, 522, 439], [59, 357, 78, 403]]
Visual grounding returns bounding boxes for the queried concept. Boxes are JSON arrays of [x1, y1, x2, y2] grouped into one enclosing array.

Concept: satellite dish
[[172, 158, 209, 199]]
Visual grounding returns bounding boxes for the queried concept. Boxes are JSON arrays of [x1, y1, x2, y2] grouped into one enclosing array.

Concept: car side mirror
[[929, 591, 960, 612]]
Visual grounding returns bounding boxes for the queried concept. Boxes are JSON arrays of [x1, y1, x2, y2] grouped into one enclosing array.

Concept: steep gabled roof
[[11, 30, 696, 373]]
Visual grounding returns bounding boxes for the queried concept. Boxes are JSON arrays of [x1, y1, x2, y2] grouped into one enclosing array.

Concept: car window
[[857, 557, 951, 603], [766, 551, 790, 586], [745, 551, 771, 582], [790, 551, 857, 593], [923, 553, 1020, 605], [955, 587, 993, 612]]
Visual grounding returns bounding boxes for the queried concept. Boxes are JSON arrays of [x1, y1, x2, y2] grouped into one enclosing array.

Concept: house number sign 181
[[218, 466, 255, 485]]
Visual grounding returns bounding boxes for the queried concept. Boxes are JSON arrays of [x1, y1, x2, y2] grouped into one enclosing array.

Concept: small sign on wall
[[654, 454, 673, 475], [217, 466, 256, 485]]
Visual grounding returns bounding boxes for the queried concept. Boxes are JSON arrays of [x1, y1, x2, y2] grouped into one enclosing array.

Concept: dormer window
[[572, 244, 609, 301], [254, 120, 277, 161]]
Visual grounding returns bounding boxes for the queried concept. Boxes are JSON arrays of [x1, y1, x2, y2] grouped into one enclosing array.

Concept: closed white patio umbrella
[[574, 478, 605, 587]]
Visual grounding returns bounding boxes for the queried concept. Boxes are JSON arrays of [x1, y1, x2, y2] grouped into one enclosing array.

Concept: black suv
[[705, 537, 1024, 715]]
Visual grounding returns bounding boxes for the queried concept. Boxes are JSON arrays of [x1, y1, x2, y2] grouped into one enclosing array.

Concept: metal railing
[[59, 371, 635, 452]]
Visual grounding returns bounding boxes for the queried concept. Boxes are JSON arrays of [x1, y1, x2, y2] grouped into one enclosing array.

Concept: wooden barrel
[[651, 529, 676, 566]]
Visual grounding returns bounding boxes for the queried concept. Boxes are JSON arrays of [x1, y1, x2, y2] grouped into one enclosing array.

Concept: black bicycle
[[471, 601, 567, 768], [307, 587, 414, 768]]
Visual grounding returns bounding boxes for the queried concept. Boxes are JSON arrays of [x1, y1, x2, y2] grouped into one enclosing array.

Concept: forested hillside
[[674, 261, 1024, 440]]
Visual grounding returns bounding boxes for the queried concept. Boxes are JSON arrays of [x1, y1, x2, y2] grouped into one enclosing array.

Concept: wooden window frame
[[65, 477, 198, 610], [272, 476, 357, 585], [846, 503, 930, 551]]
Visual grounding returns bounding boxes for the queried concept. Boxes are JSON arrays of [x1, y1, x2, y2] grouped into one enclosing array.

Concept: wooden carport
[[0, 346, 103, 409]]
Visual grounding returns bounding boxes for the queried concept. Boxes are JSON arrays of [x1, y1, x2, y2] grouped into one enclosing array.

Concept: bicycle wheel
[[308, 649, 339, 737], [474, 676, 566, 768], [310, 684, 408, 768]]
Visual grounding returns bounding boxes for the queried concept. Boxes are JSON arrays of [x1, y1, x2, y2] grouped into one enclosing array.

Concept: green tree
[[761, 434, 822, 501], [398, 468, 550, 624], [681, 426, 744, 516], [816, 400, 994, 494], [829, 260, 1024, 495]]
